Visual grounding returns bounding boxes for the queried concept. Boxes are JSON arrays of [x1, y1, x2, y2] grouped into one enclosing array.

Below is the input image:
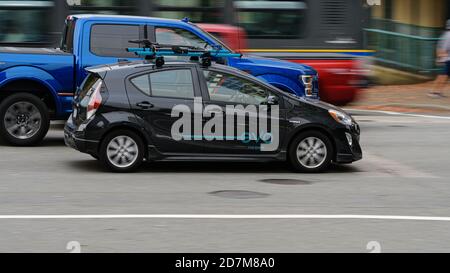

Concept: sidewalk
[[347, 81, 450, 115]]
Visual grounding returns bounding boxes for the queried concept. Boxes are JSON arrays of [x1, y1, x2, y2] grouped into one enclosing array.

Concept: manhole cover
[[389, 125, 407, 128], [259, 179, 311, 185], [209, 190, 270, 199]]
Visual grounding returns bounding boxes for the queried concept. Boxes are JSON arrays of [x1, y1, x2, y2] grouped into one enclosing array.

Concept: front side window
[[156, 27, 212, 50], [203, 70, 273, 105], [131, 69, 195, 99], [90, 24, 140, 58]]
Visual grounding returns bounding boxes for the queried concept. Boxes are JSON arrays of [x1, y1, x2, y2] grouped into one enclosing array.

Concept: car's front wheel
[[99, 130, 144, 172], [0, 93, 50, 146], [289, 130, 334, 173]]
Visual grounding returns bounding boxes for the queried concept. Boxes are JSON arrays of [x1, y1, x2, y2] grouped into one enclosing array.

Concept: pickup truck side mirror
[[212, 44, 223, 51]]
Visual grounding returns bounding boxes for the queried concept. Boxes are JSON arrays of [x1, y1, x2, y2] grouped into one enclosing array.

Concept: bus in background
[[0, 0, 374, 105]]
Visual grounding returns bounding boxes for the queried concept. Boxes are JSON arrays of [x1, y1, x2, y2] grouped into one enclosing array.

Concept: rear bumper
[[64, 118, 99, 156]]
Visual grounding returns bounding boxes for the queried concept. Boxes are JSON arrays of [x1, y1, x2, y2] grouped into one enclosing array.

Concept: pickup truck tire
[[0, 93, 50, 146]]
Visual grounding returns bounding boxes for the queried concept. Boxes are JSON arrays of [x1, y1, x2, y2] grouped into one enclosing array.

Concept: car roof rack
[[126, 39, 242, 68]]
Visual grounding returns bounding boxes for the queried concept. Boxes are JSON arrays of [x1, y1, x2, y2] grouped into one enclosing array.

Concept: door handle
[[204, 107, 223, 115], [136, 101, 154, 110], [205, 109, 223, 115]]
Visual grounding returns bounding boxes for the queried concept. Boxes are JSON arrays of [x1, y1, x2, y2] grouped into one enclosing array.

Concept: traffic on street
[[0, 0, 450, 260], [0, 110, 449, 252]]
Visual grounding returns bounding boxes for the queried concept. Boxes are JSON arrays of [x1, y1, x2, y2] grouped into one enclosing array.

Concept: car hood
[[287, 94, 351, 115], [231, 54, 317, 75]]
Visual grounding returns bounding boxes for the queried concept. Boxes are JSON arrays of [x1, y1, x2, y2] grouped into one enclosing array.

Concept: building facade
[[366, 0, 449, 74]]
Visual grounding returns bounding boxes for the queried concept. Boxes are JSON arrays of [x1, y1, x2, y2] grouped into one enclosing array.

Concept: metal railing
[[364, 28, 441, 74]]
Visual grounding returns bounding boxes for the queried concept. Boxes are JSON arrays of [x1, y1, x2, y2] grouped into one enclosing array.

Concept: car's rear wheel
[[288, 130, 334, 173], [0, 93, 50, 146], [99, 130, 144, 172]]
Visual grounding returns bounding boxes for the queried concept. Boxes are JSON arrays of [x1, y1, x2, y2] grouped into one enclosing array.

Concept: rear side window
[[78, 73, 101, 99], [61, 19, 76, 53], [90, 24, 139, 58], [131, 69, 195, 99]]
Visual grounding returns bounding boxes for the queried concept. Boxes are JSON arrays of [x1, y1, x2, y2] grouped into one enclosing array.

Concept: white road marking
[[345, 109, 450, 120], [0, 214, 450, 222]]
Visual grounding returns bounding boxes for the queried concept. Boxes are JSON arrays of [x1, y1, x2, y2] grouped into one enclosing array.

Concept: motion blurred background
[[1, 0, 450, 109]]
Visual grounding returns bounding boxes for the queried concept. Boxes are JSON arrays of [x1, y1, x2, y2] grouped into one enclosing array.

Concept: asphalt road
[[0, 110, 450, 253]]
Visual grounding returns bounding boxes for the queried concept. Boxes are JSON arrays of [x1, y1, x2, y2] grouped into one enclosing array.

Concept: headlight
[[300, 75, 314, 96], [329, 110, 353, 126]]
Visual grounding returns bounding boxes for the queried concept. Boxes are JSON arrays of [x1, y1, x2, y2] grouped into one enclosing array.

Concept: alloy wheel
[[296, 137, 328, 169], [106, 135, 139, 169], [4, 101, 42, 140]]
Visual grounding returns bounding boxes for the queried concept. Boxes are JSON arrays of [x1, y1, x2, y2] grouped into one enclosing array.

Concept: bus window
[[235, 0, 307, 39]]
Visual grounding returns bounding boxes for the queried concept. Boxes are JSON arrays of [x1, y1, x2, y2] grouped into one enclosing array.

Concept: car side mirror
[[267, 95, 279, 105]]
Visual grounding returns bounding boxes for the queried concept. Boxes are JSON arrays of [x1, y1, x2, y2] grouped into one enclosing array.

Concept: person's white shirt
[[438, 31, 450, 62]]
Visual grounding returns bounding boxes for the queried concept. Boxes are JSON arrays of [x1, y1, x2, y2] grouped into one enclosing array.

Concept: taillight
[[86, 81, 103, 120]]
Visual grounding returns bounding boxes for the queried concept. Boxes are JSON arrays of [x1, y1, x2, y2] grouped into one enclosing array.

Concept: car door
[[125, 67, 204, 154], [198, 67, 287, 155]]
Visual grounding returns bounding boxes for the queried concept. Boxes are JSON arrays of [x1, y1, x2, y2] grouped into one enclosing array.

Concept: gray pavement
[[0, 111, 450, 252]]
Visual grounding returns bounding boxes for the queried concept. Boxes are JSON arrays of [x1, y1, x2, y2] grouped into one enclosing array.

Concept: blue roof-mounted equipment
[[181, 17, 190, 23], [126, 39, 242, 68]]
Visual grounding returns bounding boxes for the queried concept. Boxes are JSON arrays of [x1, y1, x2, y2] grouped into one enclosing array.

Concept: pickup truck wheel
[[0, 93, 50, 146], [99, 130, 144, 173], [288, 131, 334, 173]]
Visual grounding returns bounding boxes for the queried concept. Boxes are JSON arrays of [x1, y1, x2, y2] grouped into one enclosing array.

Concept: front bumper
[[336, 145, 362, 163], [334, 124, 362, 164], [64, 117, 99, 156]]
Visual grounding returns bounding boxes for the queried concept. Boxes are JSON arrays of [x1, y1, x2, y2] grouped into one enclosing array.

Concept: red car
[[198, 24, 369, 106]]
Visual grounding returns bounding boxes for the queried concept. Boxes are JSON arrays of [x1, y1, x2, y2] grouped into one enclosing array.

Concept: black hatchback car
[[64, 60, 362, 172]]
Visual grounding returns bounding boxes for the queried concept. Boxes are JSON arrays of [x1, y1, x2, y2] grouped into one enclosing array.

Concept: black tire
[[0, 93, 50, 146], [288, 130, 334, 173], [99, 130, 144, 172]]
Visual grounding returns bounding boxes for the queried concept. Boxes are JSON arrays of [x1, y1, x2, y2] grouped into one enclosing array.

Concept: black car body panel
[[65, 61, 362, 167]]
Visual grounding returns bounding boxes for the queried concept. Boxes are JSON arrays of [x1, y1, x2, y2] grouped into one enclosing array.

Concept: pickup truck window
[[155, 27, 212, 50], [90, 24, 140, 58], [61, 19, 75, 53]]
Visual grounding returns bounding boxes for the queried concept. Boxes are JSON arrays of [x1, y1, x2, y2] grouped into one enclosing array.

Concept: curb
[[348, 103, 450, 112]]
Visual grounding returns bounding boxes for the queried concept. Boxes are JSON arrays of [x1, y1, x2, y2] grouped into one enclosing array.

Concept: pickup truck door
[[77, 22, 145, 87]]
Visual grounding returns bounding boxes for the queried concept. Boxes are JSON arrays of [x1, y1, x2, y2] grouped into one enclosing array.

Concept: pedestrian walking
[[429, 19, 450, 98]]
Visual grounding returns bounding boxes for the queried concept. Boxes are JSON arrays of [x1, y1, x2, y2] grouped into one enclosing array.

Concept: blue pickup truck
[[0, 14, 319, 146]]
